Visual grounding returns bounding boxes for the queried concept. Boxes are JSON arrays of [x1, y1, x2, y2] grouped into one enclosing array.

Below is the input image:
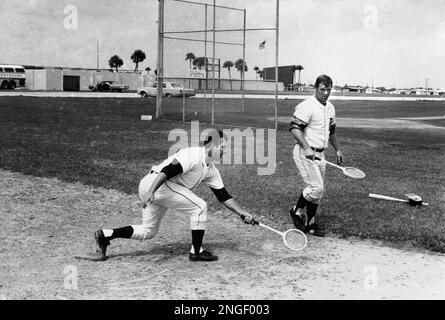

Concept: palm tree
[[223, 60, 234, 90], [193, 57, 206, 70], [131, 50, 146, 72], [235, 59, 248, 78], [253, 66, 259, 80], [108, 55, 123, 72], [185, 52, 196, 69], [235, 59, 248, 90]]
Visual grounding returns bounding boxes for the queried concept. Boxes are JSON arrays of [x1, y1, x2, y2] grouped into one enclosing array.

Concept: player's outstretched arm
[[210, 187, 253, 224], [222, 198, 253, 224]]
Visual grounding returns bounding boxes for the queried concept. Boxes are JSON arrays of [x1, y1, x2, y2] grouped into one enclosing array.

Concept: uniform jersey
[[151, 147, 224, 190], [291, 96, 336, 149]]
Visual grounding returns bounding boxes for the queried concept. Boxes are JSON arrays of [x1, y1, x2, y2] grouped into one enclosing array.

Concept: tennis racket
[[250, 218, 307, 251], [313, 157, 365, 179]]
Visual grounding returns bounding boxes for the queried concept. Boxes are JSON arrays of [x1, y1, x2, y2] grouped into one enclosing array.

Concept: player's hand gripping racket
[[242, 216, 307, 251], [311, 156, 365, 179]]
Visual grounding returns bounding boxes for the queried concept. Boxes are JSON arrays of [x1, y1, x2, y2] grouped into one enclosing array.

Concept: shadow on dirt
[[103, 240, 247, 262]]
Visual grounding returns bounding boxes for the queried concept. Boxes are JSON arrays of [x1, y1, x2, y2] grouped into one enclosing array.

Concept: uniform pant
[[293, 144, 326, 205], [131, 172, 208, 240]]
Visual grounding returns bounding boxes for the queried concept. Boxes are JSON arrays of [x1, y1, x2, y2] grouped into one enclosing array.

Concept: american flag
[[258, 40, 266, 50]]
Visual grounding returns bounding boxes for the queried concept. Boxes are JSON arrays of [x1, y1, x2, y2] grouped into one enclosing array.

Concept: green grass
[[158, 97, 445, 128], [1, 96, 444, 252]]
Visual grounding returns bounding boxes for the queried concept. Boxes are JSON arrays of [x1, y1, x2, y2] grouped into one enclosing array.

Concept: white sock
[[308, 216, 315, 225], [190, 245, 204, 254], [296, 208, 304, 216], [103, 229, 113, 237]]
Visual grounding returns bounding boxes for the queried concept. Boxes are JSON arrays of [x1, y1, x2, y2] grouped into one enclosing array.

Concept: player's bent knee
[[131, 224, 158, 240], [304, 185, 324, 202], [313, 186, 324, 199], [190, 201, 208, 230]]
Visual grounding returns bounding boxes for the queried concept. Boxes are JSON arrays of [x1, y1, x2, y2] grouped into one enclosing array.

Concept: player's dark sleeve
[[289, 117, 308, 132], [329, 123, 336, 135], [210, 187, 233, 203], [160, 160, 183, 179]]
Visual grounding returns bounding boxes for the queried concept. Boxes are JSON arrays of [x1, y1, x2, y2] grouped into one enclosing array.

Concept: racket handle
[[322, 159, 344, 169], [240, 214, 259, 225], [368, 193, 407, 202], [313, 157, 342, 169]]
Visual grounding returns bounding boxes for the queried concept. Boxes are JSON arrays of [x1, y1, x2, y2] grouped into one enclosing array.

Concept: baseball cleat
[[94, 229, 110, 261], [289, 205, 306, 231], [305, 223, 325, 237], [189, 250, 218, 262]]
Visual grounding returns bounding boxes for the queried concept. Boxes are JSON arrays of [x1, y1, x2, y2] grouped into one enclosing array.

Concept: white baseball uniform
[[292, 96, 336, 204], [131, 147, 224, 240]]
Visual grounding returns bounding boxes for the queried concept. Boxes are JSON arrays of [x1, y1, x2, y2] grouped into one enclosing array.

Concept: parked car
[[137, 82, 196, 98], [89, 81, 129, 92]]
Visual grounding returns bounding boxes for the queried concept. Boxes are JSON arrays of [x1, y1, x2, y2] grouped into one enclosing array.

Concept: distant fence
[[163, 77, 283, 91]]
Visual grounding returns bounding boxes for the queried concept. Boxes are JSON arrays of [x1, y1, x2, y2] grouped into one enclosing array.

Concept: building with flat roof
[[22, 66, 153, 91]]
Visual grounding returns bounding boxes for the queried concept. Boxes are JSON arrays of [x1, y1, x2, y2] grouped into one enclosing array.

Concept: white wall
[[25, 70, 47, 90], [24, 69, 282, 91], [165, 77, 284, 91], [24, 69, 153, 91], [46, 70, 63, 90]]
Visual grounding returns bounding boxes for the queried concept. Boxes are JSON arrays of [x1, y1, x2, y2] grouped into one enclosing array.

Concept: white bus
[[0, 64, 26, 89]]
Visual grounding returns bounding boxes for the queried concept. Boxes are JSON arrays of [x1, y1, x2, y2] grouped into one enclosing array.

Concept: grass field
[[1, 96, 444, 252]]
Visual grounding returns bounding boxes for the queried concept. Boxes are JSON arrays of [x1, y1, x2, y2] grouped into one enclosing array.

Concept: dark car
[[89, 81, 129, 92]]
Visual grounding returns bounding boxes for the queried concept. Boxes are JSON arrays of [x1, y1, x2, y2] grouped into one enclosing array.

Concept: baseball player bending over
[[94, 130, 254, 261], [289, 74, 343, 237]]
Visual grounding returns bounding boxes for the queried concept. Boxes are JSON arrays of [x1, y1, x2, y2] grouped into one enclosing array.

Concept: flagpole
[[274, 0, 279, 131]]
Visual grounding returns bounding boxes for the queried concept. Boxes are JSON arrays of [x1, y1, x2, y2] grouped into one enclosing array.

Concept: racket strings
[[283, 229, 307, 251], [344, 167, 366, 179]]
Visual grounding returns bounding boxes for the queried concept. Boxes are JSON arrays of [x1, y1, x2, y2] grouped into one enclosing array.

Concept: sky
[[1, 0, 445, 89]]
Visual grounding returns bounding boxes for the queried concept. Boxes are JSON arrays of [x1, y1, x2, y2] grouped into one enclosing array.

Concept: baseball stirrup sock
[[110, 226, 134, 239], [306, 202, 318, 226], [191, 230, 205, 254], [296, 192, 308, 209]]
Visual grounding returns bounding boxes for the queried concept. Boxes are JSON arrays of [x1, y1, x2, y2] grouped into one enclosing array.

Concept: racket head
[[343, 167, 366, 179], [282, 229, 308, 251]]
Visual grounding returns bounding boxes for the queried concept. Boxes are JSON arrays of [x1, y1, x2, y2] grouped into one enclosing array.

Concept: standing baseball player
[[94, 129, 254, 261], [289, 74, 343, 236]]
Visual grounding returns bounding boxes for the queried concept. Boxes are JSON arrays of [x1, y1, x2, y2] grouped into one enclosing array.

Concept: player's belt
[[311, 147, 325, 152]]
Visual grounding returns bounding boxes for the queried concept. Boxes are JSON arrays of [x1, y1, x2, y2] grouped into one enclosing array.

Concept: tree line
[[108, 49, 151, 73], [107, 50, 305, 87]]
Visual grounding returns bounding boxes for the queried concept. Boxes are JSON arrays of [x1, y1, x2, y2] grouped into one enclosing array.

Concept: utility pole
[[211, 0, 216, 125], [156, 0, 164, 119], [242, 8, 246, 112], [425, 78, 429, 90], [96, 40, 100, 71], [274, 0, 279, 130]]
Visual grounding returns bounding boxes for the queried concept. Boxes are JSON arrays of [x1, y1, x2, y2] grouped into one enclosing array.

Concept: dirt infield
[[1, 169, 444, 300]]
